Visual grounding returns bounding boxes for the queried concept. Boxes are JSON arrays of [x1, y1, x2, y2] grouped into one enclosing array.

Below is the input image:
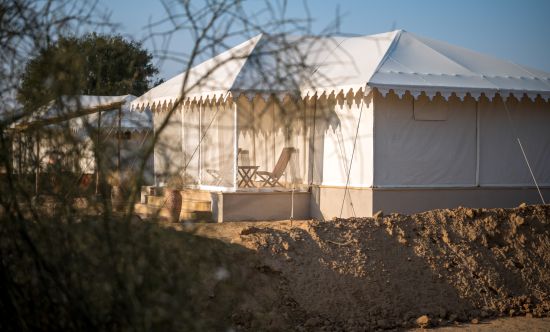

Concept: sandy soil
[[171, 204, 550, 331], [412, 317, 550, 331]]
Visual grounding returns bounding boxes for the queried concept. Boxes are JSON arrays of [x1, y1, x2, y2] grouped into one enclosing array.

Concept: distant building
[[10, 95, 154, 193]]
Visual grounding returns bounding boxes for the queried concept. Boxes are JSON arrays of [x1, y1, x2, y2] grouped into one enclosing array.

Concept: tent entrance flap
[[236, 96, 309, 190], [154, 100, 236, 190], [199, 101, 236, 189]]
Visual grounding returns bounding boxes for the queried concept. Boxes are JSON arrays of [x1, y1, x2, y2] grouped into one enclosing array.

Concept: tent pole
[[308, 95, 317, 187], [269, 97, 277, 167], [18, 132, 22, 175], [117, 106, 121, 173], [198, 102, 202, 186], [302, 99, 307, 187], [233, 99, 238, 190], [475, 99, 480, 186], [95, 110, 101, 195], [153, 115, 157, 188], [251, 98, 256, 165], [184, 105, 187, 186]]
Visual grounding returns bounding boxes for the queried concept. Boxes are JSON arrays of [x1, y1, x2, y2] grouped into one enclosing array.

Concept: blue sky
[[101, 0, 550, 81]]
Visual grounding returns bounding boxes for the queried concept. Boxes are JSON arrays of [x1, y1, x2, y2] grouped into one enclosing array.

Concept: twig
[[326, 239, 352, 246], [533, 287, 548, 297]]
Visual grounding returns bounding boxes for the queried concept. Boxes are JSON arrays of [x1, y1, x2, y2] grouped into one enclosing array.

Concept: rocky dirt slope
[[231, 204, 550, 330]]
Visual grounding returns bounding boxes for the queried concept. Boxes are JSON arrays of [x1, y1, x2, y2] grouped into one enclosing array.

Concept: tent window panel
[[478, 97, 550, 186], [154, 108, 184, 185], [183, 106, 200, 185], [201, 103, 235, 188], [413, 95, 448, 121]]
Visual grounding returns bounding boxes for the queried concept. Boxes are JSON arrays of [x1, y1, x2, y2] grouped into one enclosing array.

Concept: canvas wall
[[310, 92, 374, 187], [153, 107, 183, 185], [373, 91, 477, 187], [200, 101, 236, 188], [182, 103, 200, 185], [373, 91, 550, 188], [153, 101, 237, 188], [478, 96, 550, 186]]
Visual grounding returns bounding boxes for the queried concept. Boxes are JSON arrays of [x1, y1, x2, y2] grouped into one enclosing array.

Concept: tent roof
[[14, 95, 152, 132], [132, 35, 262, 110], [132, 30, 550, 110], [71, 96, 152, 133], [232, 31, 397, 96], [370, 30, 550, 100]]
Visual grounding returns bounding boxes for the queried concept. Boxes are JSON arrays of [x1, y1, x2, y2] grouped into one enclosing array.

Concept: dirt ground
[[174, 204, 550, 331], [412, 316, 550, 331]]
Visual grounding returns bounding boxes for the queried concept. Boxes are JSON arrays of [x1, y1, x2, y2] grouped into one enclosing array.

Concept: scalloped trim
[[132, 86, 550, 112]]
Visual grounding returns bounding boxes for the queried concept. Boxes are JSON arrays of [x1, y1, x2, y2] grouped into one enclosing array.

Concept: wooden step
[[180, 189, 212, 201], [151, 189, 212, 202], [146, 194, 211, 211], [181, 199, 211, 211], [146, 195, 166, 207], [134, 203, 213, 222]]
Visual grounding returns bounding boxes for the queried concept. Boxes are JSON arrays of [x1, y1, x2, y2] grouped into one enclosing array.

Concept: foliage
[[17, 33, 159, 110], [0, 215, 251, 331]]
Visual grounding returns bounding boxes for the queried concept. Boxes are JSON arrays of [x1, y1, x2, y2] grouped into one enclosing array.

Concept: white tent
[[12, 95, 155, 192], [133, 30, 550, 219]]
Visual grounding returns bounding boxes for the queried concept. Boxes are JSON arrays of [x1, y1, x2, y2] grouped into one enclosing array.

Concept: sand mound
[[237, 205, 550, 330]]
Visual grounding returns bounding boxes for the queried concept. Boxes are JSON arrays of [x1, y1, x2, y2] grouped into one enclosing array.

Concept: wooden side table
[[238, 165, 259, 188]]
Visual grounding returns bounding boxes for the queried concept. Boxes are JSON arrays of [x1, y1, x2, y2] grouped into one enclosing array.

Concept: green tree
[[18, 33, 159, 110]]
